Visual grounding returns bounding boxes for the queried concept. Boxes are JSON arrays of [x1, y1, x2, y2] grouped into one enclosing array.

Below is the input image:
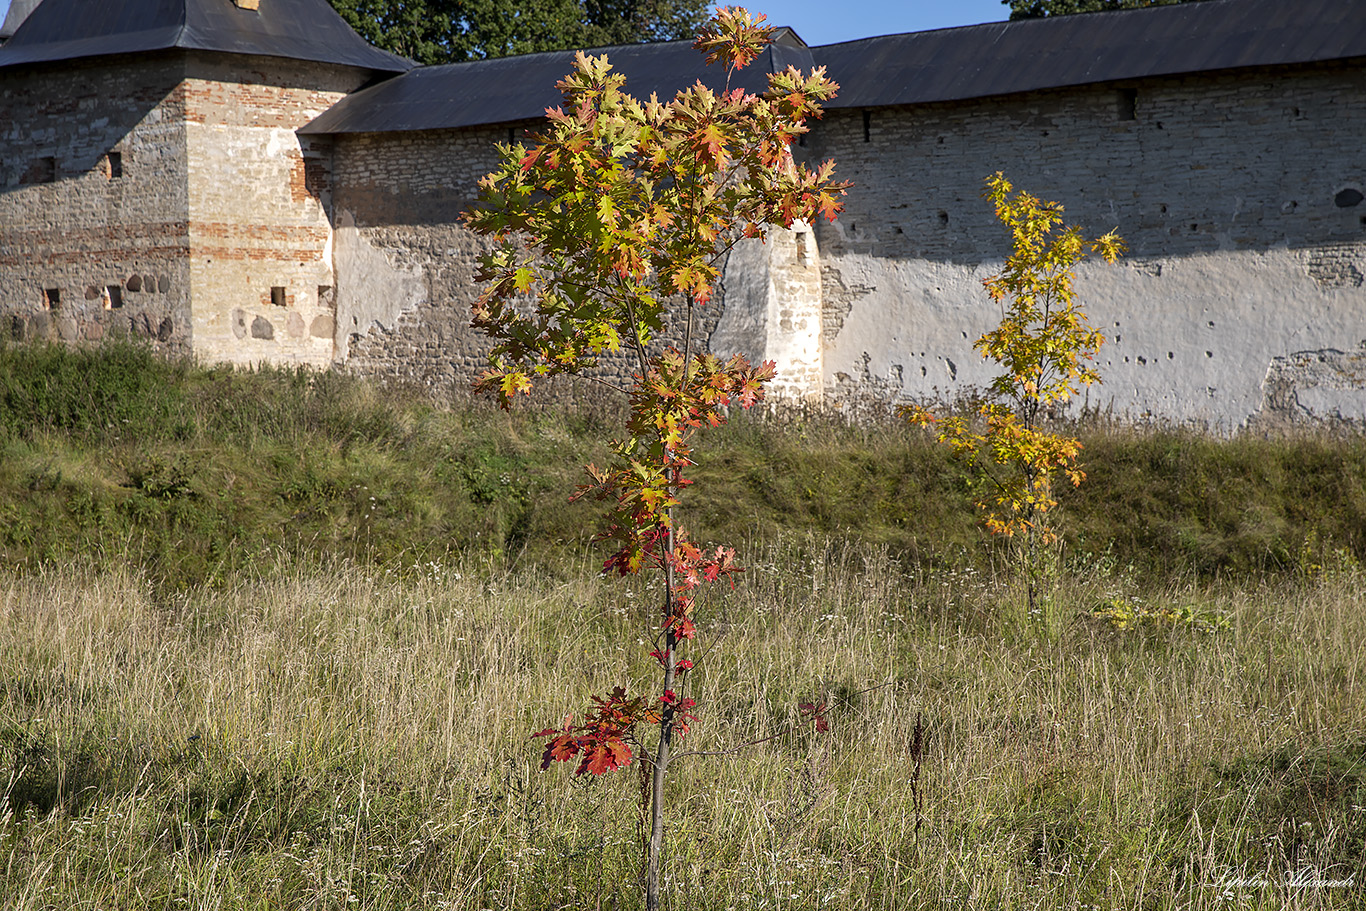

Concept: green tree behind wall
[[1005, 0, 1208, 18], [328, 0, 709, 65]]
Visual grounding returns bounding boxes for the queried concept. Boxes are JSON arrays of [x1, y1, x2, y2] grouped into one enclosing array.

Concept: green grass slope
[[1, 340, 1364, 589]]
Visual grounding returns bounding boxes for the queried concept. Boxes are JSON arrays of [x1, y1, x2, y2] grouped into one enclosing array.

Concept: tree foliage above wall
[[327, 0, 709, 65], [1004, 0, 1207, 18]]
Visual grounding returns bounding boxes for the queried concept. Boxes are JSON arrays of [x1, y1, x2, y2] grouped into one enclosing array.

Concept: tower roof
[[0, 0, 412, 72]]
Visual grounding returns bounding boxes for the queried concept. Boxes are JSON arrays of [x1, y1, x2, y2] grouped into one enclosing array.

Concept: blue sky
[[764, 1, 1010, 45], [0, 1, 1013, 44]]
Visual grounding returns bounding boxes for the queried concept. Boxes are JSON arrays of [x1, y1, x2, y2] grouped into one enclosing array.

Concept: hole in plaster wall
[[106, 152, 122, 179], [1160, 204, 1168, 214], [1167, 352, 1174, 359], [318, 285, 335, 307], [271, 286, 286, 307], [37, 156, 55, 183], [938, 211, 949, 226], [43, 288, 60, 310], [946, 358, 957, 380], [1335, 188, 1363, 208], [106, 285, 123, 309], [1189, 224, 1198, 232], [795, 232, 807, 266], [1205, 351, 1213, 358]]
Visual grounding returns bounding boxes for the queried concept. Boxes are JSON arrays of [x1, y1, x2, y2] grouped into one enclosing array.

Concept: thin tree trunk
[[646, 506, 679, 911]]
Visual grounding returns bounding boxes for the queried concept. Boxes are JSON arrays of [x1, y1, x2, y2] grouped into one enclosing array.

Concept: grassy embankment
[[2, 341, 1364, 909]]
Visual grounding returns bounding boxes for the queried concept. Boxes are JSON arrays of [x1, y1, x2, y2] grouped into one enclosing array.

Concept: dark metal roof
[[301, 28, 812, 134], [304, 0, 1366, 136], [816, 0, 1366, 109], [0, 0, 412, 72]]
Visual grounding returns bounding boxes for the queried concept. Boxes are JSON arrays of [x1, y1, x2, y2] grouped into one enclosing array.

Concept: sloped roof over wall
[[0, 0, 412, 72], [304, 0, 1366, 135], [819, 0, 1366, 109], [300, 28, 812, 134]]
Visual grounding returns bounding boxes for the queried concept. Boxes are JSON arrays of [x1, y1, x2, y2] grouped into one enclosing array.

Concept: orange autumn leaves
[[468, 7, 848, 783]]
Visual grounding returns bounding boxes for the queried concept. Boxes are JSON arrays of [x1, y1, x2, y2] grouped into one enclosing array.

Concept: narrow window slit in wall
[[1117, 88, 1137, 121], [795, 232, 807, 266], [508, 128, 516, 144], [107, 152, 122, 179], [862, 110, 871, 143], [271, 286, 287, 307], [106, 285, 123, 309], [43, 288, 60, 310]]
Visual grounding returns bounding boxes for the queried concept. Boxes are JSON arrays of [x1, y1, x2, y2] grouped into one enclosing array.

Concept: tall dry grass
[[2, 542, 1363, 910]]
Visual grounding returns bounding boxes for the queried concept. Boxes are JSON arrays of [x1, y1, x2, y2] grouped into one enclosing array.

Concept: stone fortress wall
[[0, 50, 369, 366], [805, 62, 1366, 427], [321, 58, 1366, 427], [181, 54, 370, 368], [1, 0, 1364, 430], [326, 122, 813, 400], [0, 56, 193, 351]]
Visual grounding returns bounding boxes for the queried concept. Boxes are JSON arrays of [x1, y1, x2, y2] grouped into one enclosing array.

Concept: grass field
[[2, 343, 1364, 909]]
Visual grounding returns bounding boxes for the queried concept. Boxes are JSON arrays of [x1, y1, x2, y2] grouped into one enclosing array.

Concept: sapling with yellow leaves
[[906, 173, 1123, 613]]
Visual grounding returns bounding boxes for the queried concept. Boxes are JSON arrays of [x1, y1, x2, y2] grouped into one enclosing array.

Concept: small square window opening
[[43, 288, 60, 310], [107, 152, 122, 179], [271, 286, 287, 307]]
